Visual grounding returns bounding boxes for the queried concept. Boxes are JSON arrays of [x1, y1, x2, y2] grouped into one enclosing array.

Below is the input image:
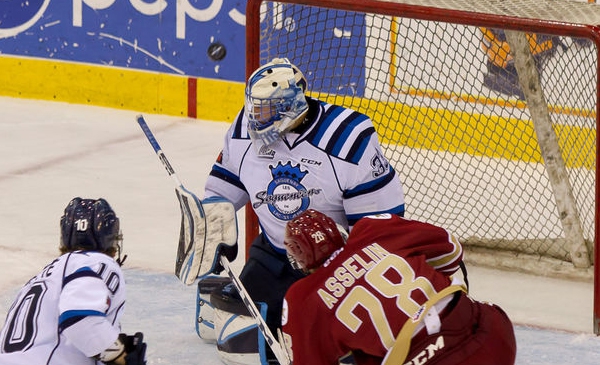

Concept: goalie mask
[[245, 58, 309, 148], [284, 209, 347, 271], [60, 197, 124, 263]]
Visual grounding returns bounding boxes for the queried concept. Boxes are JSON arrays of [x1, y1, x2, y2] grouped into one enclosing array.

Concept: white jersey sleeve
[[204, 109, 253, 210], [0, 251, 126, 365]]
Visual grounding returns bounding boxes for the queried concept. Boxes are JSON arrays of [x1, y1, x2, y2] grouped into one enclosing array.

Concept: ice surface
[[0, 97, 598, 364]]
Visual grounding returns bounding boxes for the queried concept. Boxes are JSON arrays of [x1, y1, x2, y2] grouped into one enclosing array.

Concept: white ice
[[0, 96, 599, 364]]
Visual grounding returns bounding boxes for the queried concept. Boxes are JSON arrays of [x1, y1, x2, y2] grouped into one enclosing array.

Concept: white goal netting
[[247, 0, 598, 280]]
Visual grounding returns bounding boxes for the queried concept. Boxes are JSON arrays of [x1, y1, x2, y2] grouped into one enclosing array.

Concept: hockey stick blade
[[219, 255, 291, 365], [137, 115, 207, 285]]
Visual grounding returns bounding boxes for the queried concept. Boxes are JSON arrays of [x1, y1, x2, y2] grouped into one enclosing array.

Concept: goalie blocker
[[174, 194, 238, 284]]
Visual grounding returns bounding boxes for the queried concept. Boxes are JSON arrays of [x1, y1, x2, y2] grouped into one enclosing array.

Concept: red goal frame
[[245, 0, 600, 333]]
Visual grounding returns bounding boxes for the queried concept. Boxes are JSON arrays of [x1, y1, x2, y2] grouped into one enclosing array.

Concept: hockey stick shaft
[[136, 115, 183, 187], [220, 256, 291, 365]]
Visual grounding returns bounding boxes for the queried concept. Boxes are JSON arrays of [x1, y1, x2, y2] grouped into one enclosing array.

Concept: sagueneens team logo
[[0, 0, 51, 39], [253, 162, 321, 220]]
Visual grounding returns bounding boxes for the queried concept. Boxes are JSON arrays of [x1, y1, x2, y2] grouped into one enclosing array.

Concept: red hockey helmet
[[284, 209, 346, 271]]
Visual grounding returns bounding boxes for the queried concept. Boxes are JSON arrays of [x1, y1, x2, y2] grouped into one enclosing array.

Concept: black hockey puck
[[207, 42, 227, 61]]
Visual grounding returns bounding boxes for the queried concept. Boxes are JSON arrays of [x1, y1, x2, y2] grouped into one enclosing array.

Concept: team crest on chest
[[253, 162, 322, 220]]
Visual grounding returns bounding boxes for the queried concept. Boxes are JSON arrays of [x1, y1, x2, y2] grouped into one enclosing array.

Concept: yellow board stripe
[[0, 55, 188, 115], [196, 78, 245, 122], [317, 94, 595, 170], [0, 55, 244, 122]]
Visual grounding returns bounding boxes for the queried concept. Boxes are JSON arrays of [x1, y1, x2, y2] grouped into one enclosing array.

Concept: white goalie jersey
[[205, 97, 406, 251], [0, 251, 126, 365]]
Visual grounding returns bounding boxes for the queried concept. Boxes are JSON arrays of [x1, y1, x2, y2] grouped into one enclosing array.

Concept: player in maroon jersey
[[281, 209, 516, 365]]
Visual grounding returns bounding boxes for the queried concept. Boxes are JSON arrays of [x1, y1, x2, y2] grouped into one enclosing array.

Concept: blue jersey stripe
[[306, 101, 375, 163], [209, 165, 246, 192], [346, 126, 375, 164], [62, 267, 100, 288], [312, 104, 345, 146], [231, 109, 247, 139], [346, 205, 406, 226], [328, 112, 369, 156], [344, 165, 397, 199], [58, 310, 106, 332]]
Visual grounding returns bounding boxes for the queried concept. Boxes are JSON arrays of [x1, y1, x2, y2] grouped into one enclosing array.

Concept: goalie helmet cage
[[244, 0, 600, 333]]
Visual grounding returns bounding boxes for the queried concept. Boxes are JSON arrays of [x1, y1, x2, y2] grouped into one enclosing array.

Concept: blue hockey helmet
[[245, 58, 309, 148], [60, 197, 123, 258]]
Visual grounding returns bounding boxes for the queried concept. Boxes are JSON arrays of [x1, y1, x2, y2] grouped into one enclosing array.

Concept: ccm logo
[[301, 158, 321, 166]]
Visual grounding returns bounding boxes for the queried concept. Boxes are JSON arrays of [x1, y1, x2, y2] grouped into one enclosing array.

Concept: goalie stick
[[137, 115, 208, 285], [136, 115, 290, 365], [220, 256, 291, 365]]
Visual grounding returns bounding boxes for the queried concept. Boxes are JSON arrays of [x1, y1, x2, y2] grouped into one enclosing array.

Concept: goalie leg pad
[[211, 282, 270, 365], [196, 275, 232, 342]]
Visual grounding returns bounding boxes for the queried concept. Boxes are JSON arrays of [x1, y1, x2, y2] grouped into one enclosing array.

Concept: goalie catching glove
[[96, 332, 147, 365]]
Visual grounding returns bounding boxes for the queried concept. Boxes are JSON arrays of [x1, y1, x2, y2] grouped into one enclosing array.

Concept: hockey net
[[245, 0, 598, 331]]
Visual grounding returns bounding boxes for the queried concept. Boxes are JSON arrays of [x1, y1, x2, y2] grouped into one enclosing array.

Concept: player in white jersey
[[197, 58, 405, 364], [0, 198, 147, 365]]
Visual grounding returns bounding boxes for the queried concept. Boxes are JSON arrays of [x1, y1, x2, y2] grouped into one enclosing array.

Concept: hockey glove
[[122, 332, 147, 365], [100, 332, 147, 365]]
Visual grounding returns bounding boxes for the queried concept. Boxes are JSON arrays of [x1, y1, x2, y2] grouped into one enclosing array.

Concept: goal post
[[505, 29, 590, 269], [245, 0, 599, 333]]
